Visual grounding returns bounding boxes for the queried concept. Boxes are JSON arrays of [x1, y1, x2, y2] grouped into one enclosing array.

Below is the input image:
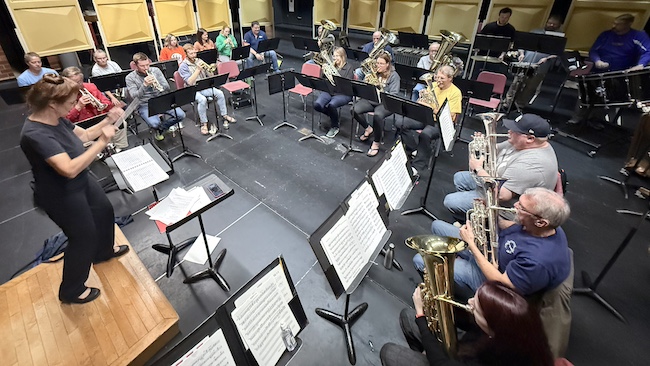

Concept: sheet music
[[111, 146, 169, 191], [171, 329, 236, 366], [145, 187, 201, 225], [320, 216, 366, 290], [346, 182, 387, 261], [438, 101, 456, 152], [371, 148, 411, 210], [188, 186, 213, 213], [231, 265, 299, 366], [114, 97, 140, 127]]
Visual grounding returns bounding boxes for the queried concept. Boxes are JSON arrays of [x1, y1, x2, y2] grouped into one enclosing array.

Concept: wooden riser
[[0, 225, 179, 366]]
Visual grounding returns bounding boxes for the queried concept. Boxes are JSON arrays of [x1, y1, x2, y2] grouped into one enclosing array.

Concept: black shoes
[[60, 287, 100, 304], [93, 245, 130, 264]]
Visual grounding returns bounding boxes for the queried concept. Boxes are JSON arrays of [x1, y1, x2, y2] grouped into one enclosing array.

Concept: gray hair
[[524, 187, 570, 228], [438, 65, 455, 79]]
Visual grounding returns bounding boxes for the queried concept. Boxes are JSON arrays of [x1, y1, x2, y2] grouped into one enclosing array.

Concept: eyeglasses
[[514, 201, 544, 220]]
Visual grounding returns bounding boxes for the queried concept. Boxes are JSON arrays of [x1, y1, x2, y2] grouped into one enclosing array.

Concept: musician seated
[[397, 65, 462, 176], [306, 25, 335, 65], [216, 26, 239, 63], [17, 52, 58, 87], [126, 52, 186, 141], [194, 28, 216, 52], [90, 50, 126, 109], [415, 188, 571, 303], [159, 34, 187, 64], [517, 15, 563, 65], [568, 14, 650, 127], [352, 52, 400, 157], [380, 282, 555, 366], [243, 21, 279, 72], [179, 44, 236, 134], [443, 114, 558, 223], [354, 31, 395, 80], [314, 47, 354, 138], [410, 43, 439, 101], [61, 67, 128, 151]]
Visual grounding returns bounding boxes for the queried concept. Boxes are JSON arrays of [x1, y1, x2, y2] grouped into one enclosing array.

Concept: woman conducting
[[20, 74, 129, 304], [314, 47, 354, 138], [352, 52, 400, 157], [380, 281, 555, 366]]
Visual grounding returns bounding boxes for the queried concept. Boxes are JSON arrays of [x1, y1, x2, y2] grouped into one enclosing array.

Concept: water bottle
[[280, 323, 297, 352], [384, 243, 395, 269]]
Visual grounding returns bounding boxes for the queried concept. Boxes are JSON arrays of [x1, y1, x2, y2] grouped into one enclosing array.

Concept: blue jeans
[[444, 171, 481, 222], [139, 104, 186, 130], [196, 88, 227, 123], [354, 67, 364, 80], [411, 83, 425, 102], [246, 50, 279, 71], [314, 92, 352, 128]]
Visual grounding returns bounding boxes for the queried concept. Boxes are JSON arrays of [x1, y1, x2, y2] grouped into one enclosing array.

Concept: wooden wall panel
[[151, 0, 196, 37], [93, 0, 155, 47], [196, 0, 233, 31], [240, 0, 273, 24], [427, 0, 481, 42], [314, 0, 344, 27], [384, 0, 425, 33], [348, 0, 380, 31]]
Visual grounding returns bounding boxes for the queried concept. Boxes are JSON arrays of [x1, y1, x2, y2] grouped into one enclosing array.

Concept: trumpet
[[146, 69, 164, 92], [80, 88, 108, 111], [196, 59, 217, 74]]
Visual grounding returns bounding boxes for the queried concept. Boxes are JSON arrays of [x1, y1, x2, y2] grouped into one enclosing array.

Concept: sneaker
[[223, 121, 229, 129], [453, 221, 462, 228], [411, 167, 419, 177], [154, 130, 165, 141], [326, 127, 339, 138], [168, 125, 178, 132], [209, 124, 218, 135]]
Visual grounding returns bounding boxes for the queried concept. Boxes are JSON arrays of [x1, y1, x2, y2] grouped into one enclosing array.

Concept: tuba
[[406, 235, 470, 358], [417, 30, 465, 108], [80, 88, 108, 111], [313, 19, 340, 84], [361, 28, 398, 88]]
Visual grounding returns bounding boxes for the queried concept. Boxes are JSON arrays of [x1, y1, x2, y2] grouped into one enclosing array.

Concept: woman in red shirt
[[159, 34, 186, 63], [194, 28, 216, 51]]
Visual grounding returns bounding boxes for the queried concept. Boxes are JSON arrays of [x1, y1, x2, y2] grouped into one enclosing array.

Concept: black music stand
[[394, 64, 429, 99], [468, 34, 510, 77], [291, 35, 320, 52], [151, 60, 179, 80], [90, 70, 131, 92], [0, 85, 30, 105], [196, 73, 232, 141], [197, 49, 218, 65], [574, 199, 650, 322], [151, 174, 234, 285], [454, 78, 494, 144], [293, 72, 329, 143], [257, 38, 280, 55], [238, 63, 272, 126], [344, 49, 369, 64], [148, 87, 201, 162], [397, 31, 429, 49], [268, 70, 297, 130], [335, 76, 379, 160], [231, 45, 251, 69]]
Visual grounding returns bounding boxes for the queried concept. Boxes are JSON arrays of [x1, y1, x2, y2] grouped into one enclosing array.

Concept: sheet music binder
[[215, 257, 308, 366], [105, 143, 173, 193], [366, 139, 416, 210]]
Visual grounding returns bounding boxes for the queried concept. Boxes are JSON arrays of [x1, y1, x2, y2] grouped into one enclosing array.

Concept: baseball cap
[[502, 114, 551, 137]]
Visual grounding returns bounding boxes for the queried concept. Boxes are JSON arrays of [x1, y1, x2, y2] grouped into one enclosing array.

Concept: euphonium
[[146, 69, 164, 92], [361, 28, 398, 87], [468, 112, 507, 177], [406, 235, 469, 358], [80, 88, 108, 111], [416, 30, 464, 108], [416, 73, 439, 111]]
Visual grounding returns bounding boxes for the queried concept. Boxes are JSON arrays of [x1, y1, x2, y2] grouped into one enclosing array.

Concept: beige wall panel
[[5, 0, 93, 56], [240, 0, 273, 23], [384, 0, 424, 33], [95, 3, 153, 46], [427, 0, 481, 42], [486, 0, 553, 32], [348, 0, 380, 31], [152, 0, 196, 36], [565, 0, 650, 51], [315, 0, 343, 26], [197, 0, 232, 31]]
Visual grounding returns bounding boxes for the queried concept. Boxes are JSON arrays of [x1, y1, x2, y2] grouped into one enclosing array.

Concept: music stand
[[196, 73, 232, 141], [0, 85, 30, 105], [257, 38, 280, 55], [231, 45, 251, 69], [292, 72, 329, 143], [394, 64, 429, 99], [291, 35, 320, 52], [268, 70, 297, 130], [90, 70, 131, 92], [148, 87, 201, 162], [332, 76, 367, 159], [197, 49, 218, 65], [151, 60, 179, 80], [453, 78, 494, 144], [344, 49, 369, 64], [468, 34, 510, 77], [238, 63, 272, 126]]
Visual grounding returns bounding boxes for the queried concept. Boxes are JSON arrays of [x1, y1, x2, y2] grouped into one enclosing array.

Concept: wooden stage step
[[0, 225, 179, 366]]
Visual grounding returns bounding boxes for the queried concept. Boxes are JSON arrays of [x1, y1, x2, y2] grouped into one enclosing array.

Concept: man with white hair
[[354, 31, 395, 79], [410, 42, 440, 102]]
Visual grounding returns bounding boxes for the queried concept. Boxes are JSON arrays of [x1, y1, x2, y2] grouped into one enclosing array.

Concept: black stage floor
[[1, 54, 649, 365]]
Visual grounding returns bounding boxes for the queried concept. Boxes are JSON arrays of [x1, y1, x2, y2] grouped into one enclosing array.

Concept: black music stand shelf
[[268, 70, 297, 130], [238, 63, 272, 126], [196, 73, 232, 141], [104, 143, 173, 197], [149, 87, 201, 162], [151, 174, 234, 291], [453, 78, 494, 144]]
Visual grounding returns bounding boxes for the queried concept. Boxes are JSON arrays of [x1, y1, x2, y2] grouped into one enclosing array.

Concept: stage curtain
[[197, 0, 233, 31], [384, 0, 424, 33], [151, 0, 196, 37], [426, 0, 481, 42], [485, 0, 554, 33], [4, 0, 93, 56], [564, 0, 650, 51], [314, 0, 343, 27], [348, 0, 380, 31], [93, 0, 155, 47]]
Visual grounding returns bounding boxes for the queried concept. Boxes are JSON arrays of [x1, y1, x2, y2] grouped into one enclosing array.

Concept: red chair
[[172, 70, 184, 90], [288, 63, 321, 110], [468, 71, 507, 111], [218, 61, 250, 104]]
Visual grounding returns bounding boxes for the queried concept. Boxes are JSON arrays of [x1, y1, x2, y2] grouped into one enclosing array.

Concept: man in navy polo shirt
[[243, 21, 279, 72]]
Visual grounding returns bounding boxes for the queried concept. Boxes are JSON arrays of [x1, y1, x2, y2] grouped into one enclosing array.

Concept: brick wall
[[0, 45, 15, 81]]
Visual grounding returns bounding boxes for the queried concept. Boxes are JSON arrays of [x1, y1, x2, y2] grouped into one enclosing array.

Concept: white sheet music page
[[145, 187, 201, 225], [231, 265, 299, 366], [171, 329, 236, 366], [320, 215, 365, 290], [438, 101, 456, 152], [347, 182, 387, 261], [111, 146, 169, 191]]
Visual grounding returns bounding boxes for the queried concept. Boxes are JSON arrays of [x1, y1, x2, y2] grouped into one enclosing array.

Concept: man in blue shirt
[[17, 52, 58, 87], [354, 31, 395, 79], [590, 13, 650, 72], [243, 21, 279, 72]]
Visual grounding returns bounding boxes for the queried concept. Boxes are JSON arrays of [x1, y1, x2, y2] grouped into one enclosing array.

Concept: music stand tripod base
[[341, 143, 364, 160], [184, 248, 231, 291], [246, 115, 265, 126], [573, 271, 625, 322], [315, 294, 368, 365], [298, 131, 325, 143], [152, 235, 198, 277], [274, 122, 297, 130]]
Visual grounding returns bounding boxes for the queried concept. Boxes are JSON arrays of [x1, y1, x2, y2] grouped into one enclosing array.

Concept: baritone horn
[[196, 58, 217, 74], [80, 88, 108, 111]]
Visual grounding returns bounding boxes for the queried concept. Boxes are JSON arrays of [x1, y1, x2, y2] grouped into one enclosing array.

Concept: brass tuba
[[406, 235, 469, 358], [417, 30, 465, 109], [313, 19, 340, 84], [361, 28, 398, 88]]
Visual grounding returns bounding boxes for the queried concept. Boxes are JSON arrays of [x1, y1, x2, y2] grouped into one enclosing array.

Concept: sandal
[[359, 127, 373, 142], [367, 143, 380, 157], [200, 123, 209, 135], [224, 115, 237, 124]]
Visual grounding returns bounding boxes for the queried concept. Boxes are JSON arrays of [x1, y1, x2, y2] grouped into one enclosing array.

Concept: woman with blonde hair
[[159, 34, 186, 63], [216, 26, 238, 63], [313, 47, 354, 138]]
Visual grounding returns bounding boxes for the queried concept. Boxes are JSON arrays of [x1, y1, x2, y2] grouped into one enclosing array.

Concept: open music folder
[[110, 145, 169, 192]]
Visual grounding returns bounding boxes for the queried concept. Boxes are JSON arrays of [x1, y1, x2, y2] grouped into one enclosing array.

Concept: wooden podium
[[0, 226, 179, 366]]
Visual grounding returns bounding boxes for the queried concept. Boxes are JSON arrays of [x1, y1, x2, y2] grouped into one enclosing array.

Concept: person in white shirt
[[411, 42, 439, 101], [90, 50, 125, 108]]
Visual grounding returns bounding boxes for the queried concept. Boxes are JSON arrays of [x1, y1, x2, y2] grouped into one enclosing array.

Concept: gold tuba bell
[[361, 28, 398, 88], [313, 19, 340, 84], [406, 235, 469, 358], [416, 30, 465, 108]]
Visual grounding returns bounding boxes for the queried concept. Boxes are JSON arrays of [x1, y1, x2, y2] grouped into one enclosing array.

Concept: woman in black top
[[380, 281, 554, 366], [20, 74, 129, 304]]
